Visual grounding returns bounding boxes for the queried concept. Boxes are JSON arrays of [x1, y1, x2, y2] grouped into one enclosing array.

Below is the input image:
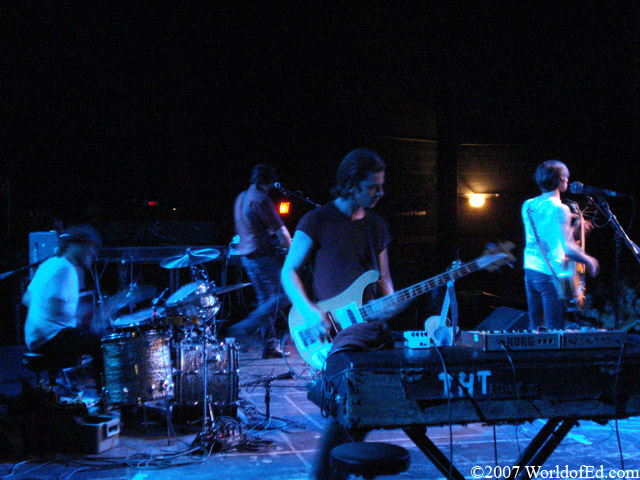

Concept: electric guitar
[[289, 242, 515, 370], [424, 260, 462, 347], [557, 201, 587, 312]]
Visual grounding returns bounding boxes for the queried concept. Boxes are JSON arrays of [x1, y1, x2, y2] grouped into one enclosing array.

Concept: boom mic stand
[[0, 257, 48, 281], [242, 371, 293, 430], [587, 196, 640, 330], [274, 183, 320, 208]]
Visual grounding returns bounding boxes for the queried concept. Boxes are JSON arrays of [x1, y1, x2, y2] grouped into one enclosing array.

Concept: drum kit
[[100, 248, 250, 421]]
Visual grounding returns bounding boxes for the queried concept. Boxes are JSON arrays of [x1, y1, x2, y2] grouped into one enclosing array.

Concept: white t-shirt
[[24, 256, 80, 351], [522, 195, 569, 275]]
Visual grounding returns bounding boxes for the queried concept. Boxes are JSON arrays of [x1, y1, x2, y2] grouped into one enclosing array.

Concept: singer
[[228, 164, 292, 359], [521, 160, 600, 330]]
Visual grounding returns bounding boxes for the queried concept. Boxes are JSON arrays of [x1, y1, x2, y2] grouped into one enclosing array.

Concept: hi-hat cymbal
[[159, 248, 221, 269]]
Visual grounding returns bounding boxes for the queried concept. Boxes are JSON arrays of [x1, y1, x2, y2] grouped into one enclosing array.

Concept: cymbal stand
[[89, 263, 109, 333], [190, 263, 209, 283], [195, 315, 219, 443], [201, 325, 212, 428]]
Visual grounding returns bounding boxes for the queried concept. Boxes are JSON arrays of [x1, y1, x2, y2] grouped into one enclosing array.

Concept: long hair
[[534, 160, 567, 192], [331, 148, 386, 198]]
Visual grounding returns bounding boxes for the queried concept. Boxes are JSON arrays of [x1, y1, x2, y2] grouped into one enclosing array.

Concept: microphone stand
[[276, 186, 320, 208], [0, 258, 48, 281], [588, 196, 640, 330], [242, 372, 293, 430]]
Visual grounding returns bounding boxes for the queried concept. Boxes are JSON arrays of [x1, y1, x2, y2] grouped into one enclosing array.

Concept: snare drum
[[101, 330, 174, 405], [165, 282, 221, 318], [111, 307, 165, 332], [175, 338, 238, 409]]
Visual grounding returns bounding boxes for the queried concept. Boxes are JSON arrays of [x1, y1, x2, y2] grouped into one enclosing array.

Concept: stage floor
[[2, 342, 640, 479]]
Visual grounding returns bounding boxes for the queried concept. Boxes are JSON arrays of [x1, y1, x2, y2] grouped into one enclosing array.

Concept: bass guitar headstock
[[478, 241, 516, 271]]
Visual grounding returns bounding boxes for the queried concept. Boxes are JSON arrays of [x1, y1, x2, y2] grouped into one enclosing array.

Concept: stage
[[2, 342, 640, 479]]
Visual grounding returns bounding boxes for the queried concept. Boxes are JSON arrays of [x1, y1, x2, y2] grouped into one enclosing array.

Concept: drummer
[[23, 225, 104, 396]]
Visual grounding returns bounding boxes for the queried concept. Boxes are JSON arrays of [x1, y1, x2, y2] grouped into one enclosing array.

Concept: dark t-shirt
[[296, 202, 392, 302], [234, 184, 284, 255]]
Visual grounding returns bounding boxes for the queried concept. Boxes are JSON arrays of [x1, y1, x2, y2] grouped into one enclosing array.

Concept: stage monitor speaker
[[477, 306, 529, 331], [28, 231, 60, 278]]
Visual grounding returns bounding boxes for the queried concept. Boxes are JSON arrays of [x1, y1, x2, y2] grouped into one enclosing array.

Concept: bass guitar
[[289, 242, 515, 370]]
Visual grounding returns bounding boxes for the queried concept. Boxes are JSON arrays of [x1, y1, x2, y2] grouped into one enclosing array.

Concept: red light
[[279, 202, 290, 215], [146, 201, 158, 207]]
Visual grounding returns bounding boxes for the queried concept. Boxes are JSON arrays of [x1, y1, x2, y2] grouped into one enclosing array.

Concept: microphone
[[569, 181, 629, 199], [274, 182, 288, 193]]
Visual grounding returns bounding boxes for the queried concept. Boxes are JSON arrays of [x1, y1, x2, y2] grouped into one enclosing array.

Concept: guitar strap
[[364, 215, 380, 298], [366, 216, 380, 273], [526, 205, 563, 296], [366, 216, 381, 298], [447, 282, 459, 339]]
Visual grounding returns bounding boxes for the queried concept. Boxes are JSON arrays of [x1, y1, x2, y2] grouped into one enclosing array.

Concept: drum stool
[[21, 352, 79, 392], [330, 442, 411, 479]]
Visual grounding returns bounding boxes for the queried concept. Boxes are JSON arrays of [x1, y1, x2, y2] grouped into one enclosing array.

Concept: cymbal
[[210, 282, 252, 295], [159, 248, 221, 269], [106, 284, 158, 314]]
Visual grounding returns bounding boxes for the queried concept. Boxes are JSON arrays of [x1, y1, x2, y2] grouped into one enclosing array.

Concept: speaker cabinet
[[28, 231, 59, 278], [476, 306, 529, 331]]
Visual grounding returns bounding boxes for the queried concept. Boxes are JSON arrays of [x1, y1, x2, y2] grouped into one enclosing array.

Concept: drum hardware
[[97, 246, 245, 429]]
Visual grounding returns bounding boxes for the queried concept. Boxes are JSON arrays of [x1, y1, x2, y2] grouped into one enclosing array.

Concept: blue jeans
[[524, 269, 565, 330], [227, 254, 289, 340], [36, 327, 104, 390]]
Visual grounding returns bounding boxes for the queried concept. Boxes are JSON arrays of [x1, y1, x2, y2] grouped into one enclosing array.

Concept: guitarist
[[281, 148, 395, 480], [522, 160, 599, 331], [230, 164, 292, 359]]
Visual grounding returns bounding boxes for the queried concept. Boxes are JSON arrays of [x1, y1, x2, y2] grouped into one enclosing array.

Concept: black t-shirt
[[296, 202, 392, 302]]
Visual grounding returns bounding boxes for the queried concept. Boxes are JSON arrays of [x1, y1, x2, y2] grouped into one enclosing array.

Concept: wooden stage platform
[[1, 342, 640, 479]]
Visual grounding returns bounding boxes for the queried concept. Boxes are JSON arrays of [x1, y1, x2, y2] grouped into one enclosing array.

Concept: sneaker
[[261, 340, 290, 359]]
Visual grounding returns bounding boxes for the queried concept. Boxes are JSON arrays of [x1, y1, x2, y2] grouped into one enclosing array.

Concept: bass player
[[281, 148, 395, 480]]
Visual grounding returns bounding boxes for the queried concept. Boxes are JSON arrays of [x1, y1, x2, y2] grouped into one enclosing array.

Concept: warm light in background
[[279, 201, 291, 215], [468, 194, 486, 208]]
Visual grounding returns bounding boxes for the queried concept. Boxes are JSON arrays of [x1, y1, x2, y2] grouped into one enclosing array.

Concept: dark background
[[1, 3, 639, 338]]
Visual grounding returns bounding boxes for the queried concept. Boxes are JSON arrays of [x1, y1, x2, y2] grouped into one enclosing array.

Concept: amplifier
[[28, 231, 59, 278]]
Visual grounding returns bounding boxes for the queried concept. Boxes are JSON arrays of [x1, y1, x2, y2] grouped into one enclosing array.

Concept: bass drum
[[101, 330, 174, 405], [175, 338, 238, 417]]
